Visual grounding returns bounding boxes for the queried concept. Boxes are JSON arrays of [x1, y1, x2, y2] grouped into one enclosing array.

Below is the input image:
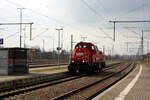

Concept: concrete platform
[[0, 65, 67, 91], [93, 63, 150, 100], [0, 65, 67, 82]]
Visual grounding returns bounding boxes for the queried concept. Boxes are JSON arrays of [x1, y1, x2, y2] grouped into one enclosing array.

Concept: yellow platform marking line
[[30, 66, 67, 72]]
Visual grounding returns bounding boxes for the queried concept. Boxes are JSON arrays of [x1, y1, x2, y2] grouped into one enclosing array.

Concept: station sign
[[0, 38, 3, 45]]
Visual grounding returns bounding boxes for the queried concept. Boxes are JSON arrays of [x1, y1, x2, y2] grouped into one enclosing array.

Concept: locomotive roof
[[76, 41, 95, 46]]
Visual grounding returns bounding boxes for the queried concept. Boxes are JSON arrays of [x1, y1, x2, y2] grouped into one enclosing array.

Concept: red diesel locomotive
[[68, 42, 106, 73]]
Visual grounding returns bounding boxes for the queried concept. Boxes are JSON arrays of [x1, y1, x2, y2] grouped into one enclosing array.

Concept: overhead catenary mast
[[56, 28, 63, 66], [109, 20, 150, 42], [17, 8, 25, 48]]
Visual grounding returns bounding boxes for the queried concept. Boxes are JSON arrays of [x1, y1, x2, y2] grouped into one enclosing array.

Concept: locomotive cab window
[[83, 45, 89, 49], [75, 44, 89, 49], [95, 46, 98, 51], [92, 46, 95, 52], [75, 45, 81, 49]]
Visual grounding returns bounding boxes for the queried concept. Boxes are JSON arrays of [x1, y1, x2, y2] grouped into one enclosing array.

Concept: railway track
[[1, 62, 129, 100], [0, 73, 82, 99], [29, 62, 120, 68], [52, 62, 135, 100]]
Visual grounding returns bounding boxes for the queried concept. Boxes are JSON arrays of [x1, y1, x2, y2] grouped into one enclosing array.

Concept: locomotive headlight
[[72, 60, 74, 63], [82, 60, 85, 63]]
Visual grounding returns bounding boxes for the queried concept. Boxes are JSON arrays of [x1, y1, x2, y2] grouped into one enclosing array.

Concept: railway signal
[[57, 47, 61, 51]]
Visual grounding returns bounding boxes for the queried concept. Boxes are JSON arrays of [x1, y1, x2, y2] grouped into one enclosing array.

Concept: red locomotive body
[[68, 42, 106, 73]]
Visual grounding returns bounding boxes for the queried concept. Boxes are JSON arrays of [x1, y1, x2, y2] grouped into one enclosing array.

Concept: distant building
[[144, 53, 150, 63]]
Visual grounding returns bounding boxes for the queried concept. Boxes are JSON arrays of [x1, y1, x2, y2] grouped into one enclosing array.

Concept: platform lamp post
[[56, 28, 63, 66]]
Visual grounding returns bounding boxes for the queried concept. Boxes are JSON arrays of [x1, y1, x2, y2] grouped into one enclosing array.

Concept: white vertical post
[[18, 8, 25, 48]]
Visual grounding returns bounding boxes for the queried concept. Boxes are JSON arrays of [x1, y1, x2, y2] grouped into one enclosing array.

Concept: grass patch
[[106, 61, 119, 65], [30, 67, 67, 73]]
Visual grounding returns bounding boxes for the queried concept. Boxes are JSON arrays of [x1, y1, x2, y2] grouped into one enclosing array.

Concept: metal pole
[[58, 30, 60, 65], [109, 20, 150, 42], [114, 22, 115, 42], [103, 45, 105, 54], [52, 34, 55, 58], [43, 39, 45, 52], [112, 44, 114, 61], [61, 27, 63, 49], [30, 23, 32, 40], [141, 30, 144, 56], [56, 28, 63, 66], [147, 41, 149, 64], [18, 8, 25, 48], [71, 34, 73, 53], [127, 42, 128, 52], [0, 22, 33, 41], [20, 9, 22, 48], [24, 25, 26, 48]]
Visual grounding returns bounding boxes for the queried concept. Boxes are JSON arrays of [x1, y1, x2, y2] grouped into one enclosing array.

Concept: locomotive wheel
[[101, 62, 106, 69], [69, 65, 80, 73], [68, 65, 76, 73]]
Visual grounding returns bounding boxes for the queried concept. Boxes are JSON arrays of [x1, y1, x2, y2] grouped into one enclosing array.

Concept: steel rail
[[52, 62, 135, 100], [86, 63, 135, 100], [0, 62, 122, 99]]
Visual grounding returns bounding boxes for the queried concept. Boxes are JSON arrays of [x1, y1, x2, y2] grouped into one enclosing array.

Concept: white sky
[[0, 0, 150, 55]]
